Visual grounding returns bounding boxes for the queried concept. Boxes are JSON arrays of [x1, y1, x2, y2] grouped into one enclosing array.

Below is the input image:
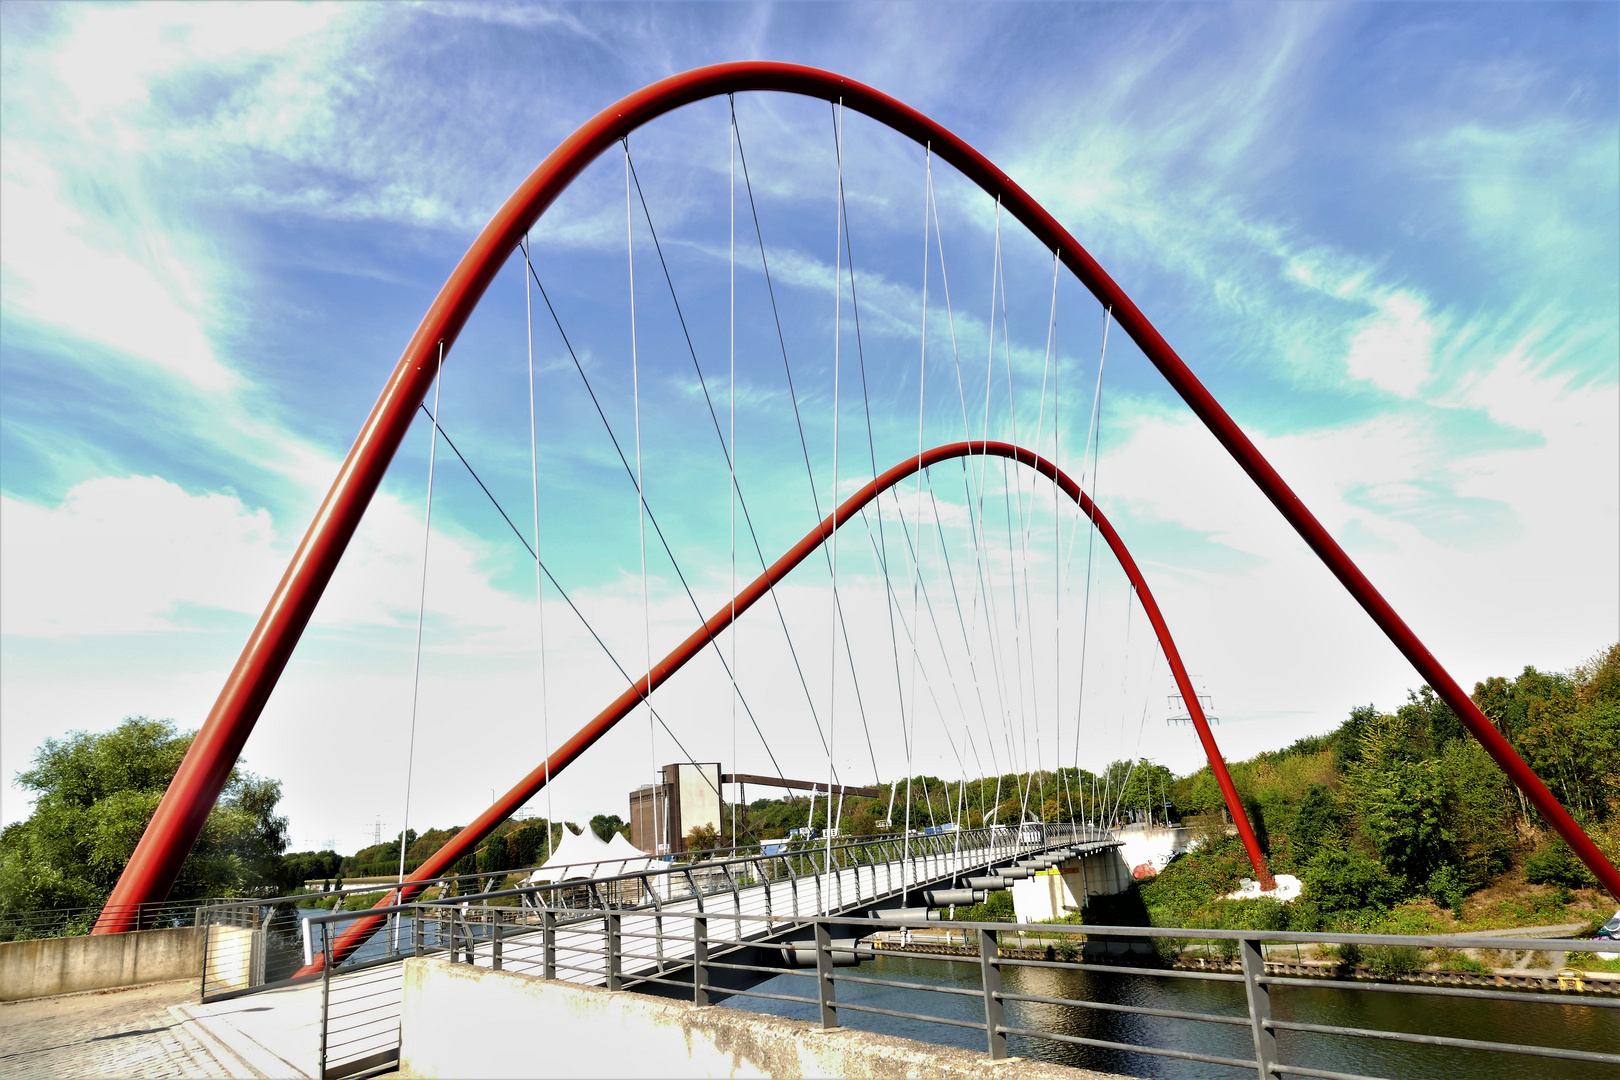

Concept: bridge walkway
[[187, 826, 1115, 1077]]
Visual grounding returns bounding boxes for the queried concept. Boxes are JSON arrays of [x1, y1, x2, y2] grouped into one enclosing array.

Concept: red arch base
[[97, 61, 1618, 935], [302, 439, 1270, 973]]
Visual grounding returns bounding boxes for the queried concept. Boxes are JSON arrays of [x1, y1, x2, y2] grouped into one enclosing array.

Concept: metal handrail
[[300, 892, 1618, 1080], [202, 822, 1110, 931]]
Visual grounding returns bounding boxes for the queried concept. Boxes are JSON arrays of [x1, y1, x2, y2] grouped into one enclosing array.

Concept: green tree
[[280, 851, 342, 891], [1438, 738, 1512, 889], [1287, 785, 1342, 865], [510, 820, 553, 867], [590, 814, 629, 843], [686, 823, 720, 854], [1524, 839, 1598, 889], [0, 718, 288, 913], [1354, 756, 1454, 884], [475, 834, 510, 874], [1397, 686, 1465, 748], [1303, 850, 1403, 917], [1330, 704, 1379, 772]]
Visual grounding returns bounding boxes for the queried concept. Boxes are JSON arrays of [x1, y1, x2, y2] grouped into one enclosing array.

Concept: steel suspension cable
[[881, 486, 986, 769], [984, 212, 1038, 823], [1003, 244, 1052, 824], [916, 472, 1009, 805], [902, 144, 930, 905], [395, 342, 442, 937], [825, 97, 844, 911], [729, 110, 737, 845], [1025, 251, 1066, 821], [625, 141, 660, 851], [729, 99, 872, 783], [1069, 308, 1112, 775], [521, 259, 788, 781], [520, 237, 554, 860], [831, 100, 894, 790], [413, 402, 721, 805], [618, 141, 804, 789], [931, 184, 1019, 816]]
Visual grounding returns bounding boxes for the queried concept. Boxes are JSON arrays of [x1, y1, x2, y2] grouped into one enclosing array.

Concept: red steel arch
[[304, 439, 1266, 972], [97, 61, 1617, 932]]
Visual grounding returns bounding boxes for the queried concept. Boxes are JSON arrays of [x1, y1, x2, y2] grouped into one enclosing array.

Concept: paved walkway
[[0, 980, 247, 1079]]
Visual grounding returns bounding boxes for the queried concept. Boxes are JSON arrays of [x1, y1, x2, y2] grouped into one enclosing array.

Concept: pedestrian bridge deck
[[193, 824, 1115, 1078]]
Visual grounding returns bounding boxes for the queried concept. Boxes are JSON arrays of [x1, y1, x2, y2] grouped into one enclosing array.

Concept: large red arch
[[301, 440, 1271, 971], [96, 61, 1617, 932]]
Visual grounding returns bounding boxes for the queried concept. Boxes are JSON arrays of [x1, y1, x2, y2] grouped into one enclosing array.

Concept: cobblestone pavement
[[0, 980, 234, 1079]]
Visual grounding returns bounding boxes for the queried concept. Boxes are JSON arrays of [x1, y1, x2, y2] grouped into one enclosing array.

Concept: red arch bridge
[[85, 61, 1620, 1080], [92, 62, 1617, 941]]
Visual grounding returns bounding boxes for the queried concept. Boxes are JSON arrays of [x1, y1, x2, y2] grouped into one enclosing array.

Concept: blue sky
[[2, 3, 1615, 853]]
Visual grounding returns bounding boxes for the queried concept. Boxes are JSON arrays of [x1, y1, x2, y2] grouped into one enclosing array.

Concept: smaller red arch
[[302, 439, 1272, 973]]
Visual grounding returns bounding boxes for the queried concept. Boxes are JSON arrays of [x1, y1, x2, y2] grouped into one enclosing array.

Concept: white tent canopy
[[604, 831, 656, 875], [523, 826, 656, 885]]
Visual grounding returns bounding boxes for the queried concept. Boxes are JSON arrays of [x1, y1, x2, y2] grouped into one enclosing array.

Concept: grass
[[1563, 952, 1620, 973]]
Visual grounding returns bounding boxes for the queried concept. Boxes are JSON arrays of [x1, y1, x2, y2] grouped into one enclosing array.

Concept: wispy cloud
[[2, 2, 1613, 847]]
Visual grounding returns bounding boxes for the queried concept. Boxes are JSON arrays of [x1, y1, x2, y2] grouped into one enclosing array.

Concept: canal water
[[725, 953, 1618, 1078]]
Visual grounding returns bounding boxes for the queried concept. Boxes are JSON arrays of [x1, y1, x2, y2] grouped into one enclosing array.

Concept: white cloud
[[1343, 291, 1435, 397], [1, 3, 1613, 852], [0, 473, 534, 642], [0, 149, 231, 390], [1, 477, 279, 637]]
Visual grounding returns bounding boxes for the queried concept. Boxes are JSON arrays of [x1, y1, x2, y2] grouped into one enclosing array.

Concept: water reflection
[[725, 954, 1618, 1079]]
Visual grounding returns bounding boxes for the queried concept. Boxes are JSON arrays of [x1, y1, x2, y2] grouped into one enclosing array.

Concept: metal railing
[[290, 831, 1617, 1080], [0, 897, 230, 941], [378, 905, 1619, 1080], [189, 822, 1107, 1003], [291, 825, 1096, 1076]]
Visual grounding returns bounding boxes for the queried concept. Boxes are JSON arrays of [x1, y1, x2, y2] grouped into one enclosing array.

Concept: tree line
[[4, 643, 1613, 932]]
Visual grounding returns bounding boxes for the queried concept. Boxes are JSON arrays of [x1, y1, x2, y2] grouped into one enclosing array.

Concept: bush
[[1332, 942, 1364, 966], [1367, 945, 1425, 977], [1425, 863, 1469, 914], [1138, 836, 1250, 920], [1524, 840, 1599, 889], [1153, 936, 1188, 961], [0, 718, 289, 913], [1303, 850, 1404, 916], [1430, 947, 1490, 974], [1214, 898, 1291, 932]]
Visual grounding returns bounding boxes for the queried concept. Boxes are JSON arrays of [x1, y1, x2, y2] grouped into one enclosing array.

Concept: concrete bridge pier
[[1009, 848, 1132, 923]]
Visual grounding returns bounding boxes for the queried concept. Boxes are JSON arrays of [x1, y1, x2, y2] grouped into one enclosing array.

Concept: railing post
[[605, 911, 622, 991], [412, 907, 422, 956], [1239, 936, 1277, 1078], [492, 919, 503, 972], [692, 916, 710, 1006], [542, 908, 557, 980], [979, 926, 1007, 1059], [319, 920, 332, 1078], [814, 920, 837, 1030]]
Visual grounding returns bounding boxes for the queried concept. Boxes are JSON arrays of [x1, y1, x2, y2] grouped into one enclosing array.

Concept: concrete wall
[[0, 926, 203, 1001], [1114, 825, 1191, 877], [399, 957, 1115, 1079]]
